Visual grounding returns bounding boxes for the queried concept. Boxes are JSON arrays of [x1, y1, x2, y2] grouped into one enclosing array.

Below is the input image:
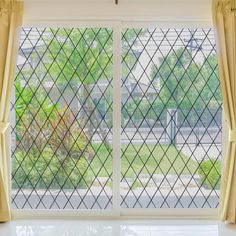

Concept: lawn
[[87, 143, 198, 178], [12, 143, 199, 189]]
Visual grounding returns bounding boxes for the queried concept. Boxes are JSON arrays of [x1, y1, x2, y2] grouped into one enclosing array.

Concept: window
[[11, 26, 221, 211], [12, 28, 113, 209], [121, 28, 221, 208]]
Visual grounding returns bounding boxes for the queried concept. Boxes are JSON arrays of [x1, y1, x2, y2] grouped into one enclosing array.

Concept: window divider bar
[[112, 22, 122, 215]]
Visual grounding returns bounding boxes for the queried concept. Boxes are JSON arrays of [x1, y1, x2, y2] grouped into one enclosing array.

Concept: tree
[[151, 48, 220, 111], [150, 47, 221, 132], [45, 28, 145, 152], [201, 54, 221, 108], [45, 28, 113, 150], [151, 48, 198, 109]]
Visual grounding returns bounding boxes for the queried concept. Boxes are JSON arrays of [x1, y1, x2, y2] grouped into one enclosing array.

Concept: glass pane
[[121, 28, 222, 208], [11, 28, 113, 209]]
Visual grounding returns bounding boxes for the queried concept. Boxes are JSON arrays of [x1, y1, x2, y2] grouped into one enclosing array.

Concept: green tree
[[151, 48, 199, 109], [45, 28, 113, 149], [151, 48, 220, 110], [201, 54, 221, 108], [45, 28, 145, 150]]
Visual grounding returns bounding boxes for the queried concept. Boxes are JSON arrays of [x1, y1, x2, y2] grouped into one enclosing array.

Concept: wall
[[23, 0, 212, 27]]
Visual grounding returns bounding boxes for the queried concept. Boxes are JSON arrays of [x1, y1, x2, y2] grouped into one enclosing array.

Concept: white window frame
[[12, 0, 223, 220]]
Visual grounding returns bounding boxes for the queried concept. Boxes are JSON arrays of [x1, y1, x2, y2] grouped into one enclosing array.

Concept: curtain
[[0, 0, 23, 222], [212, 0, 236, 223]]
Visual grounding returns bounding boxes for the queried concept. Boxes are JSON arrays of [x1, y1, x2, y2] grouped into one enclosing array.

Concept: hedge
[[198, 159, 221, 189], [12, 150, 88, 189]]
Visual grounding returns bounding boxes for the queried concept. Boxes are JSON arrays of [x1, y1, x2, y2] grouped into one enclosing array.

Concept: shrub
[[198, 159, 221, 189], [49, 108, 94, 162], [12, 150, 88, 189], [15, 77, 58, 153]]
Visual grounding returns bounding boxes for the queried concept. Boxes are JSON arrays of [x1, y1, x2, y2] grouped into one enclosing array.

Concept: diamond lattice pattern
[[121, 28, 221, 208], [11, 28, 113, 209], [11, 27, 221, 210]]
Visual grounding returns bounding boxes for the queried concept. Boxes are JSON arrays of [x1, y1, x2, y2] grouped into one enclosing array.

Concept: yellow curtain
[[0, 0, 23, 222], [212, 0, 236, 223]]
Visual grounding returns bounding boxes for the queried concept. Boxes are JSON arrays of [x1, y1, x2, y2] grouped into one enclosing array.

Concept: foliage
[[12, 143, 197, 190], [198, 159, 221, 189], [201, 54, 221, 108], [15, 28, 145, 158], [151, 48, 221, 110], [15, 76, 94, 162], [151, 48, 192, 109], [49, 108, 94, 162], [12, 150, 88, 189], [45, 28, 113, 88], [44, 28, 115, 149], [14, 75, 57, 152], [122, 97, 166, 126]]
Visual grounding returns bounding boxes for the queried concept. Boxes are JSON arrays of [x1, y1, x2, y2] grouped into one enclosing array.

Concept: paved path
[[12, 193, 219, 209], [177, 144, 221, 161], [12, 174, 219, 209]]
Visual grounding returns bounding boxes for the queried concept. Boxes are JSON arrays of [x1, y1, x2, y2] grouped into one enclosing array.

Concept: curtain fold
[[212, 0, 236, 223], [0, 0, 23, 222]]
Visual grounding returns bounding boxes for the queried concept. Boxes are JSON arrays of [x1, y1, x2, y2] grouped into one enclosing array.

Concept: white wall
[[23, 0, 213, 27]]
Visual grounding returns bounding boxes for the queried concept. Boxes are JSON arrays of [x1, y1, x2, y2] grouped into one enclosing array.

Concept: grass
[[87, 144, 198, 179], [12, 144, 199, 184], [12, 143, 219, 190]]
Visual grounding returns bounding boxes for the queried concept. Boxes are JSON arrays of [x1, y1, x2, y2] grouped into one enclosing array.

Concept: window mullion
[[112, 22, 122, 215]]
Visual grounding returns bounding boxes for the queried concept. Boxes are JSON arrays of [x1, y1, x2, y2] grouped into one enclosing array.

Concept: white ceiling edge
[[23, 0, 213, 27]]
